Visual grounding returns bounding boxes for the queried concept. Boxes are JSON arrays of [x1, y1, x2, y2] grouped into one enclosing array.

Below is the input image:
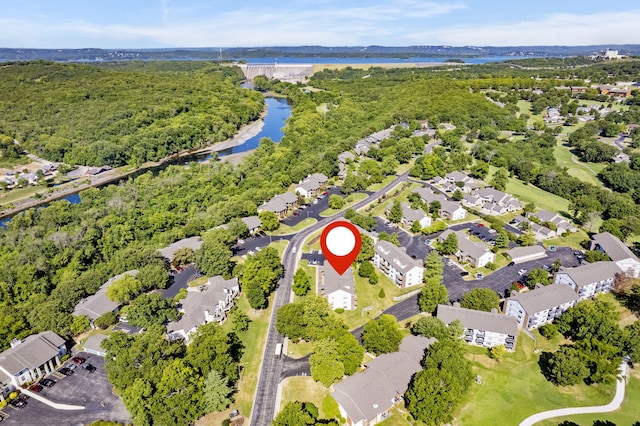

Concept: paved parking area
[[4, 352, 130, 426]]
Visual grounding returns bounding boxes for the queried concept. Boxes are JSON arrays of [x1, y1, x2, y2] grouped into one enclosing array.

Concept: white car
[[518, 269, 527, 276], [255, 246, 262, 252], [247, 250, 255, 256]]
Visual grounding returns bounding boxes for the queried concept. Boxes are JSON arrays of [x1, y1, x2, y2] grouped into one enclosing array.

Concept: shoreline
[[0, 105, 269, 220]]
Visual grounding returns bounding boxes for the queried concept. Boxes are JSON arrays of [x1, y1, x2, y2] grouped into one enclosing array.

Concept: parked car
[[40, 378, 55, 387], [255, 246, 262, 252], [9, 398, 26, 409], [488, 229, 497, 234], [83, 363, 97, 373], [477, 223, 484, 227], [292, 211, 299, 216], [71, 356, 86, 365], [460, 271, 470, 276], [508, 261, 515, 267], [59, 367, 74, 376], [230, 409, 240, 418], [17, 393, 29, 402], [28, 384, 43, 393], [518, 269, 527, 276]]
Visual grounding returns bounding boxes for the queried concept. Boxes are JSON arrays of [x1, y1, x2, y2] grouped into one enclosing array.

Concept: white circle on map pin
[[325, 226, 356, 256]]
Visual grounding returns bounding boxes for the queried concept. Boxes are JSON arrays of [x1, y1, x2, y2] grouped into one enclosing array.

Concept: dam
[[238, 63, 314, 82]]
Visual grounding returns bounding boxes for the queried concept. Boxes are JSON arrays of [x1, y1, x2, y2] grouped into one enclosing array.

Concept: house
[[481, 202, 507, 216], [338, 152, 356, 163], [554, 261, 622, 300], [241, 215, 262, 234], [373, 240, 424, 288], [86, 165, 113, 176], [332, 335, 434, 426], [512, 215, 556, 241], [439, 230, 495, 268], [295, 173, 329, 198], [473, 187, 522, 213], [462, 194, 483, 208], [400, 202, 431, 229], [167, 276, 239, 341], [507, 245, 547, 264], [528, 210, 576, 234], [0, 331, 67, 399], [544, 107, 563, 123], [354, 126, 394, 155], [442, 172, 479, 193], [258, 192, 299, 218], [589, 232, 640, 278], [440, 199, 466, 221], [437, 303, 518, 350], [159, 236, 204, 263], [338, 163, 348, 179], [83, 333, 109, 357], [504, 284, 578, 329], [73, 270, 139, 326], [319, 264, 357, 310]]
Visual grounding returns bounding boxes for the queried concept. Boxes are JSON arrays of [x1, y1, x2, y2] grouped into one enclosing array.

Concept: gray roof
[[477, 187, 509, 204], [321, 264, 355, 296], [557, 261, 622, 287], [167, 276, 239, 335], [338, 152, 356, 163], [413, 187, 447, 204], [332, 335, 434, 424], [83, 334, 109, 354], [401, 202, 428, 223], [507, 245, 546, 259], [591, 232, 639, 262], [439, 199, 464, 215], [158, 236, 204, 261], [0, 331, 65, 376], [445, 171, 471, 182], [453, 231, 489, 260], [277, 192, 299, 205], [73, 270, 138, 320], [374, 240, 422, 274], [508, 284, 578, 314], [260, 197, 287, 213], [241, 215, 262, 230], [437, 304, 518, 336]]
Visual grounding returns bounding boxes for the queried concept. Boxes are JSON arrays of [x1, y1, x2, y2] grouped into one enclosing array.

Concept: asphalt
[[2, 352, 130, 426]]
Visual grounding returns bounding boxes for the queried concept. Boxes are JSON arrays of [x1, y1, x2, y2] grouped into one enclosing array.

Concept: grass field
[[505, 177, 570, 215], [553, 141, 606, 186], [320, 192, 367, 217], [270, 217, 317, 235], [367, 175, 397, 192], [269, 239, 289, 258], [542, 230, 590, 251], [278, 377, 331, 416], [362, 182, 419, 217], [454, 332, 617, 426]]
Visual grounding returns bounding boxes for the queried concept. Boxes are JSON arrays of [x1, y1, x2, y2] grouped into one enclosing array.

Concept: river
[[0, 97, 291, 228]]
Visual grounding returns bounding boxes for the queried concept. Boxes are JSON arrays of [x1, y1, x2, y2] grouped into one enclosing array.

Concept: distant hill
[[1, 45, 640, 62]]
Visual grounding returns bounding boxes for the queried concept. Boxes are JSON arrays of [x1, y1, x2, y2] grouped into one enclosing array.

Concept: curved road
[[519, 361, 629, 426], [249, 171, 409, 426]]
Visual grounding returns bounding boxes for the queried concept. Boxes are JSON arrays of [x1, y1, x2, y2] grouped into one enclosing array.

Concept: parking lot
[[3, 352, 130, 425]]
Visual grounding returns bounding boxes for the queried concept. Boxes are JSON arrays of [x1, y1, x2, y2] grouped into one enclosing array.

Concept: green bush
[[95, 311, 117, 329], [335, 308, 345, 314], [378, 288, 386, 298], [369, 271, 379, 285], [539, 323, 558, 339]]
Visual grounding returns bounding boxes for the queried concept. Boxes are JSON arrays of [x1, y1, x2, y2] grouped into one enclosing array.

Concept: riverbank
[[0, 107, 268, 220]]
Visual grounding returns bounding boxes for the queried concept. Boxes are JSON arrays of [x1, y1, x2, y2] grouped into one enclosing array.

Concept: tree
[[452, 189, 463, 201], [172, 247, 195, 267], [584, 250, 610, 263], [439, 232, 458, 255], [358, 261, 374, 278], [471, 161, 489, 179], [137, 263, 171, 290], [542, 345, 590, 386], [495, 230, 510, 249], [70, 315, 91, 335], [489, 345, 507, 361], [412, 316, 449, 340], [293, 268, 311, 296], [388, 200, 402, 224], [328, 194, 345, 210], [362, 314, 402, 355], [491, 168, 509, 191], [419, 280, 448, 313], [539, 323, 559, 339], [195, 240, 233, 278], [126, 293, 177, 329], [273, 402, 318, 426], [203, 370, 232, 412], [106, 274, 143, 304], [258, 210, 280, 232], [410, 220, 422, 233], [357, 235, 374, 262], [240, 246, 283, 309], [334, 331, 364, 375], [231, 310, 250, 333], [369, 271, 378, 285], [526, 268, 551, 288], [460, 288, 500, 312], [309, 338, 344, 386], [94, 311, 117, 329]]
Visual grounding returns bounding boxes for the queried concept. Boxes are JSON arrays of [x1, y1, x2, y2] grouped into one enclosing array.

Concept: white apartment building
[[504, 284, 578, 329], [373, 240, 424, 288], [553, 261, 622, 300]]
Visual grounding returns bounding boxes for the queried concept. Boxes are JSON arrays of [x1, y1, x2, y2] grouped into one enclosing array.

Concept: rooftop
[[158, 236, 204, 261], [320, 264, 355, 296], [0, 331, 65, 378], [73, 270, 138, 320], [374, 240, 422, 274], [437, 304, 518, 336], [591, 232, 638, 262], [508, 284, 578, 313], [557, 261, 623, 287]]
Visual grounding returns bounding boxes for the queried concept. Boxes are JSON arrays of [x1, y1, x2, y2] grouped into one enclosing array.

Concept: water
[[0, 98, 292, 227], [239, 56, 528, 65]]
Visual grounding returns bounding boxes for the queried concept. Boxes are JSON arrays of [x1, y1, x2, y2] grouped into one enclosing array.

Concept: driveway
[[160, 264, 196, 299], [3, 352, 130, 425]]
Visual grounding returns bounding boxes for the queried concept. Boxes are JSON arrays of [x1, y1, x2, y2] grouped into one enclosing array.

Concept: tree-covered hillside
[[0, 61, 264, 167]]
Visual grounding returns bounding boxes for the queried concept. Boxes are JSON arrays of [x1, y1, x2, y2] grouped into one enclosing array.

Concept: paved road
[[519, 361, 629, 426], [249, 171, 410, 426]]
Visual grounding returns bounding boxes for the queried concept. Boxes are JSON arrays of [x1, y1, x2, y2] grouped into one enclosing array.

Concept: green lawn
[[454, 333, 616, 426], [338, 268, 412, 330], [542, 229, 590, 251], [362, 182, 419, 217], [505, 177, 570, 215], [537, 374, 640, 426], [270, 217, 317, 235], [268, 240, 289, 258], [553, 140, 606, 186], [278, 377, 332, 417], [320, 192, 367, 217]]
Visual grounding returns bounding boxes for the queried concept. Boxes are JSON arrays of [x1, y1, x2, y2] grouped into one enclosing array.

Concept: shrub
[[369, 271, 379, 285], [539, 323, 558, 339], [378, 288, 386, 298], [335, 308, 345, 314], [95, 311, 117, 329]]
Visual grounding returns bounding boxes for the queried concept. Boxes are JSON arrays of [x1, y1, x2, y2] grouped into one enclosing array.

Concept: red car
[[29, 384, 43, 393], [71, 356, 86, 365], [477, 223, 484, 227], [292, 211, 299, 216]]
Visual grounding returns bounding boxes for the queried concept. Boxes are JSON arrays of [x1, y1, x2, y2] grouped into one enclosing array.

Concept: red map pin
[[320, 221, 362, 275]]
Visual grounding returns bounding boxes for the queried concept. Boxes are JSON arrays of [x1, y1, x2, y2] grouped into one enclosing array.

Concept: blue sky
[[1, 0, 640, 48]]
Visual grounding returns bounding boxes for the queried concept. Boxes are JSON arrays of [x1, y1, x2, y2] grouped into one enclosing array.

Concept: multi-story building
[[373, 240, 424, 288], [319, 264, 357, 310], [590, 232, 640, 278], [505, 284, 578, 329], [553, 261, 622, 300], [437, 304, 518, 350], [438, 229, 495, 268]]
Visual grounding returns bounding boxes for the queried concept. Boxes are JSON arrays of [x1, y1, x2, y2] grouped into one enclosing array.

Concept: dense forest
[[0, 61, 264, 167]]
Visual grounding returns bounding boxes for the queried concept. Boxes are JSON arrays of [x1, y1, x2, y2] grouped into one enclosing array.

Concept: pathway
[[518, 361, 629, 426]]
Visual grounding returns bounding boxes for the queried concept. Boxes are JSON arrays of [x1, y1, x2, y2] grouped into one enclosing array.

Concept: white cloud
[[405, 10, 640, 46]]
